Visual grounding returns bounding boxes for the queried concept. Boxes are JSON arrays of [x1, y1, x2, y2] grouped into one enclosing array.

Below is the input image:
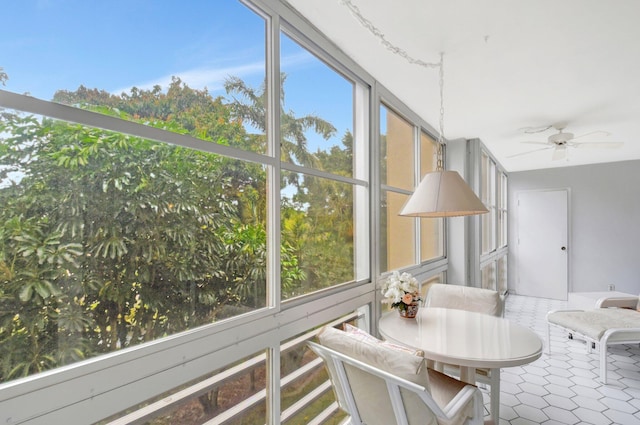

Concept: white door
[[516, 189, 568, 300]]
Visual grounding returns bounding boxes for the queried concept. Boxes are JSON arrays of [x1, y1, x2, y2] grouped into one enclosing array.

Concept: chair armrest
[[601, 327, 640, 344], [546, 309, 584, 319], [595, 296, 638, 309]]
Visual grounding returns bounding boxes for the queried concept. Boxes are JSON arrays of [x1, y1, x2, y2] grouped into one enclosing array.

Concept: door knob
[[561, 246, 566, 251]]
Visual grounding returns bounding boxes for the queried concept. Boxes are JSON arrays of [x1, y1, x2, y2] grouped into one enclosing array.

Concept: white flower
[[383, 286, 403, 304], [381, 271, 420, 307]]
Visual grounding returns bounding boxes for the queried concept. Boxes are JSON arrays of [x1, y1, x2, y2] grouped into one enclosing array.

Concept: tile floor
[[491, 294, 640, 424]]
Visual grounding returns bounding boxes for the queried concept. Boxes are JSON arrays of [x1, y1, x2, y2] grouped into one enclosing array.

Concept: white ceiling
[[285, 0, 640, 172]]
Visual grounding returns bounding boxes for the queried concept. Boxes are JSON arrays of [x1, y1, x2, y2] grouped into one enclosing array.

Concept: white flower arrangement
[[381, 271, 421, 311]]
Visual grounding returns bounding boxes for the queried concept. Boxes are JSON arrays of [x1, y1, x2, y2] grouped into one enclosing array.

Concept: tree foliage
[[0, 74, 353, 383]]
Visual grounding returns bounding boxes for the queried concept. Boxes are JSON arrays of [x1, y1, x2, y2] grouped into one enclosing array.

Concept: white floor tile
[[494, 294, 640, 424]]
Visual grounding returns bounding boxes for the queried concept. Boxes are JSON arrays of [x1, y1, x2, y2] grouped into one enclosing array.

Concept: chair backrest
[[311, 326, 484, 425], [425, 283, 503, 317]]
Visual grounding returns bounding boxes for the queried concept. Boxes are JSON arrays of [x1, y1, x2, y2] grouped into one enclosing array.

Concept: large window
[[0, 0, 379, 421], [279, 31, 366, 299], [380, 105, 443, 272], [479, 150, 508, 292], [0, 0, 370, 385], [0, 112, 270, 368], [0, 1, 276, 383]]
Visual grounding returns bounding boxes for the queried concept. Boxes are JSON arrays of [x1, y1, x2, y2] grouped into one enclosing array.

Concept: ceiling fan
[[509, 123, 623, 161]]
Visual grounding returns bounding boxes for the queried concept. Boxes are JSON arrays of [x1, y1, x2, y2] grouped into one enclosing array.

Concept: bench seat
[[547, 306, 640, 384]]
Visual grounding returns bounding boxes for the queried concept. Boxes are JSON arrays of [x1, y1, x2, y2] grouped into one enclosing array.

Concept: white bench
[[568, 291, 637, 309], [546, 295, 640, 384]]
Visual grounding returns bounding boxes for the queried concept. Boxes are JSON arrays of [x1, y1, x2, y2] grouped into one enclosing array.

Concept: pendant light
[[341, 0, 488, 217], [399, 54, 488, 217]]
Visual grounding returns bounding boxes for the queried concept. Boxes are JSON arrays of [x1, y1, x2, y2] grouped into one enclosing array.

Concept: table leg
[[459, 366, 476, 384], [490, 368, 500, 423], [460, 367, 500, 423]]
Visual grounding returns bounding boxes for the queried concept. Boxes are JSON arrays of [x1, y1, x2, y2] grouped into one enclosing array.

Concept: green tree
[[0, 83, 281, 381], [0, 72, 353, 385], [224, 74, 336, 169], [224, 75, 355, 295]]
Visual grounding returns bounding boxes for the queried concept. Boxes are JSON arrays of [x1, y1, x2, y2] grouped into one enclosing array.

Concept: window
[[0, 112, 270, 370], [0, 2, 275, 382], [380, 106, 415, 271], [279, 31, 366, 299], [380, 105, 444, 272], [498, 171, 508, 248], [479, 149, 508, 292], [419, 131, 444, 263], [481, 151, 497, 255]]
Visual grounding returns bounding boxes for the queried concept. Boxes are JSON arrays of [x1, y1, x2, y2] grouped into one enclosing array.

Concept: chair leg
[[600, 343, 608, 384]]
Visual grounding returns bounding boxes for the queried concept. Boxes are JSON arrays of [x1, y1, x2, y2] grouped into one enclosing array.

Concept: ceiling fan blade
[[572, 142, 624, 149], [569, 130, 611, 142], [507, 146, 553, 158], [521, 141, 551, 146], [552, 146, 567, 161]]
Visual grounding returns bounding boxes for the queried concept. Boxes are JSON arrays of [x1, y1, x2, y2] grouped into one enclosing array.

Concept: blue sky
[[1, 0, 353, 151]]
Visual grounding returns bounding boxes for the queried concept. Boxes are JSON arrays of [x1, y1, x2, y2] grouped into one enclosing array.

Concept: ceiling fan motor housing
[[549, 131, 574, 145]]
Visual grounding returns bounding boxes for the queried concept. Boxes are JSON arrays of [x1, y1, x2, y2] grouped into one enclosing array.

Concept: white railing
[[103, 313, 358, 425]]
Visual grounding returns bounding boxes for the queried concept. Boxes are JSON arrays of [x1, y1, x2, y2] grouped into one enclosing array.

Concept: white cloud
[[112, 61, 263, 95], [112, 51, 315, 96]]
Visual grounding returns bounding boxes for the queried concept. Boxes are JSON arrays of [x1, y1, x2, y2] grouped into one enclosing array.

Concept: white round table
[[379, 307, 543, 422]]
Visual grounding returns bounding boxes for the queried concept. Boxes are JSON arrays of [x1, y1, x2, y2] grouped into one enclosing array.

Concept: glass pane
[[419, 273, 446, 301], [97, 350, 267, 424], [380, 105, 414, 190], [419, 131, 444, 262], [2, 1, 267, 153], [481, 152, 496, 254], [497, 255, 508, 294], [420, 131, 438, 177], [0, 111, 267, 382], [380, 190, 415, 272], [281, 174, 354, 299], [420, 217, 444, 262], [280, 33, 354, 175], [481, 261, 497, 291], [498, 172, 508, 247]]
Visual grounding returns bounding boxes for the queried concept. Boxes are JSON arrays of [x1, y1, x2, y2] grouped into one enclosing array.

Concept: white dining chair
[[311, 325, 487, 425], [424, 283, 503, 317], [424, 284, 503, 420]]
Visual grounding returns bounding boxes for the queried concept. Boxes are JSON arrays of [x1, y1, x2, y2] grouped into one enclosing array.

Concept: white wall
[[508, 160, 640, 295]]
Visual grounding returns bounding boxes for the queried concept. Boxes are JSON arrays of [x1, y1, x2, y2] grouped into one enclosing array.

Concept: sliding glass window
[[480, 149, 508, 292], [1, 1, 377, 422], [380, 104, 443, 272], [0, 0, 368, 384], [279, 31, 365, 299]]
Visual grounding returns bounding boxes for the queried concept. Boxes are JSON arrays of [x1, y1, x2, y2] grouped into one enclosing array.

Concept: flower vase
[[398, 301, 420, 319]]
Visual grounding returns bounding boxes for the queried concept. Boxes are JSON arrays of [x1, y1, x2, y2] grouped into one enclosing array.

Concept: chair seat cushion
[[548, 308, 640, 340]]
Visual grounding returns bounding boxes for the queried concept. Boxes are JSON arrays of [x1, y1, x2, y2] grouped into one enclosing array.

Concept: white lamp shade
[[399, 170, 489, 217]]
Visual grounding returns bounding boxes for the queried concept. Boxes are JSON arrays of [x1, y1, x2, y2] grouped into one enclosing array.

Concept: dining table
[[379, 307, 543, 423]]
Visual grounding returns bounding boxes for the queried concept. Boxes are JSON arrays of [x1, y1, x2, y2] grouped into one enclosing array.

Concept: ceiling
[[285, 0, 640, 172]]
